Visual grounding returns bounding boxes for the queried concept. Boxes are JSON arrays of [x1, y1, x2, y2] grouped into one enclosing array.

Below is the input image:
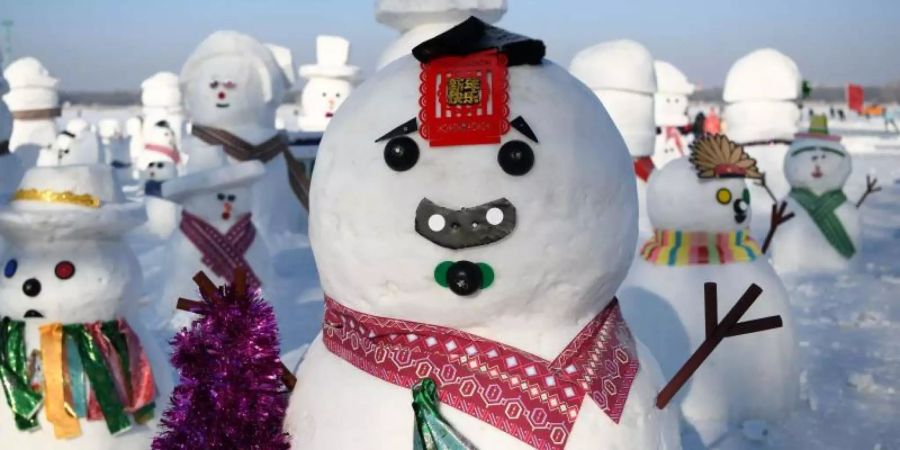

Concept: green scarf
[[0, 318, 43, 430], [790, 188, 856, 259], [412, 378, 475, 450]]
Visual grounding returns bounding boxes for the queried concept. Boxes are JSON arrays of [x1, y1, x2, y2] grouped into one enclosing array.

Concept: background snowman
[[0, 164, 172, 449], [180, 30, 307, 243], [38, 118, 102, 167], [653, 60, 695, 169], [157, 152, 271, 332], [139, 72, 186, 152], [297, 35, 360, 132], [770, 116, 877, 273], [97, 119, 133, 184], [3, 57, 61, 169], [619, 135, 799, 448], [569, 40, 658, 235], [136, 120, 180, 197], [0, 72, 25, 198], [286, 18, 680, 450]]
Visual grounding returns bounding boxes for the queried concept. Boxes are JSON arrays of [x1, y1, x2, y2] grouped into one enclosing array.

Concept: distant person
[[704, 107, 721, 135], [885, 107, 899, 133], [829, 106, 836, 118], [808, 107, 814, 118], [838, 108, 846, 121]]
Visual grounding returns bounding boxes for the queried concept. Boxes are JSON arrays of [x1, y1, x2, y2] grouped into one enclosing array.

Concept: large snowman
[[3, 57, 61, 169], [619, 135, 798, 447], [180, 31, 306, 242], [286, 18, 680, 449], [770, 117, 866, 273], [722, 49, 802, 232], [375, 0, 507, 70], [297, 35, 360, 132], [652, 61, 695, 169], [0, 164, 172, 449], [158, 152, 272, 331], [569, 40, 657, 235], [0, 73, 24, 197]]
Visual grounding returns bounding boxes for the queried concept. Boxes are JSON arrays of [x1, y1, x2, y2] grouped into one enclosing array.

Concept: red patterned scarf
[[323, 296, 639, 450], [179, 210, 261, 290], [633, 156, 655, 182]]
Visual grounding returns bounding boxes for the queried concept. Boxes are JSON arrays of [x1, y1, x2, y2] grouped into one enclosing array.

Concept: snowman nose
[[415, 198, 517, 249], [22, 278, 41, 297], [218, 91, 226, 100]]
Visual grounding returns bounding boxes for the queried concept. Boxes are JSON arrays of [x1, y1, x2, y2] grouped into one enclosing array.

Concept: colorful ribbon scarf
[[633, 156, 655, 182], [789, 188, 855, 259], [640, 229, 762, 266], [179, 210, 261, 290], [0, 317, 156, 438], [190, 124, 311, 210], [11, 107, 62, 121], [323, 296, 639, 450]]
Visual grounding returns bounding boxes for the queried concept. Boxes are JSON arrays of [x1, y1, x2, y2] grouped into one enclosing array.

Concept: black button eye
[[227, 195, 236, 202], [4, 259, 17, 278], [497, 140, 535, 176], [210, 81, 219, 89], [217, 193, 225, 201], [383, 136, 420, 172]]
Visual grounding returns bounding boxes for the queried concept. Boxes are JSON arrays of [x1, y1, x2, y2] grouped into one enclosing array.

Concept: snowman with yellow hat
[[0, 164, 172, 449]]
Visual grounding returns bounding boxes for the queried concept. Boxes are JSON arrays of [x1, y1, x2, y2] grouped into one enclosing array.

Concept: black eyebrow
[[375, 118, 418, 142], [510, 116, 538, 143]]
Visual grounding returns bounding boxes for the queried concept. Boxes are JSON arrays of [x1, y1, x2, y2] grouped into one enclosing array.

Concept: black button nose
[[446, 261, 483, 296], [22, 278, 41, 297]]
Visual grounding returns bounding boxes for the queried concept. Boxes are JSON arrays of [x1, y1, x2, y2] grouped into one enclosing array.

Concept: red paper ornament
[[418, 49, 511, 147]]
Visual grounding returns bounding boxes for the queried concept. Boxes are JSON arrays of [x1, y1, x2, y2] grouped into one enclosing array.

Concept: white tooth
[[486, 207, 504, 226], [428, 214, 446, 232]]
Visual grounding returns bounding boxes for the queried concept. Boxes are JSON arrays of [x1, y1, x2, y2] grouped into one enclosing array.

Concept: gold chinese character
[[447, 77, 481, 106]]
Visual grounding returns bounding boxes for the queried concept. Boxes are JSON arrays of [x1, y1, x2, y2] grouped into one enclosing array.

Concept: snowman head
[[784, 128, 850, 195], [0, 165, 145, 324], [653, 61, 694, 128], [46, 120, 101, 166], [164, 158, 264, 227], [183, 186, 252, 225], [142, 160, 178, 182], [181, 31, 288, 130], [309, 19, 636, 328], [301, 77, 353, 120], [649, 135, 761, 232]]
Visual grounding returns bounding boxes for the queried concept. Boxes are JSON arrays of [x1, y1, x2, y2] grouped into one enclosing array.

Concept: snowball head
[[309, 56, 637, 329], [141, 71, 182, 109], [654, 60, 693, 127], [784, 138, 851, 194], [180, 31, 288, 128], [2, 57, 60, 112], [182, 185, 253, 223], [723, 48, 801, 103], [302, 77, 353, 119], [0, 236, 141, 324], [648, 158, 751, 232], [569, 40, 656, 94]]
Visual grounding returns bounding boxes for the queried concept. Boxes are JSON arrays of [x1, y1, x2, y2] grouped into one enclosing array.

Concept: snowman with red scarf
[[285, 19, 682, 449], [157, 151, 272, 331]]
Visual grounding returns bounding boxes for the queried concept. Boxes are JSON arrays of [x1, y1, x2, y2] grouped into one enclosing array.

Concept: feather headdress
[[689, 134, 762, 179]]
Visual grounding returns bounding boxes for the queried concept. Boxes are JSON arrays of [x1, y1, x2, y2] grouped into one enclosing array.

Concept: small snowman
[[297, 35, 360, 132], [722, 48, 802, 231], [38, 119, 102, 167], [653, 60, 695, 169], [569, 40, 657, 235], [619, 135, 799, 447], [286, 18, 682, 449], [180, 31, 307, 241], [158, 152, 271, 331], [0, 164, 172, 449], [375, 0, 507, 69], [139, 72, 186, 152], [2, 57, 61, 169], [136, 120, 180, 198], [770, 116, 878, 272]]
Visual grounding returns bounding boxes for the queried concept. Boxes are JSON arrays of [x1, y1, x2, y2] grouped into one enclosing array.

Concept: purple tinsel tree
[[153, 271, 291, 450]]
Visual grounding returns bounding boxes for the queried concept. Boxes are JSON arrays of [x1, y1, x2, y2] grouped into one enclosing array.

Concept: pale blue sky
[[2, 0, 899, 90]]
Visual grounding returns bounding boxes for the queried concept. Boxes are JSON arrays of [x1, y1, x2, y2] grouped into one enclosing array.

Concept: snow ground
[[65, 106, 899, 449]]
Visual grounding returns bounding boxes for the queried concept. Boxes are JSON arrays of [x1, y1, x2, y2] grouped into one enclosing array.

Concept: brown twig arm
[[656, 283, 782, 409], [856, 175, 882, 208], [761, 201, 795, 254]]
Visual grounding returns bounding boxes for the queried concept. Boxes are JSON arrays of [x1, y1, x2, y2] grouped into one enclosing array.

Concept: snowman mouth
[[325, 112, 334, 118], [216, 103, 230, 109], [811, 166, 823, 178], [415, 198, 517, 250], [24, 309, 44, 319]]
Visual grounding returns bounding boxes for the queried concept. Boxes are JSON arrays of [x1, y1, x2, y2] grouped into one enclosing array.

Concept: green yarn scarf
[[790, 188, 856, 259]]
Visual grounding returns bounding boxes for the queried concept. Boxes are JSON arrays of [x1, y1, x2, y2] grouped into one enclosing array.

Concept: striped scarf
[[789, 188, 855, 259], [0, 317, 155, 438], [640, 229, 762, 266], [11, 107, 62, 121], [179, 210, 261, 290]]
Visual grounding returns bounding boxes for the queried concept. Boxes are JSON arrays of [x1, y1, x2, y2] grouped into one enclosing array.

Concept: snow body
[[180, 31, 303, 243], [297, 35, 360, 132], [285, 53, 680, 449], [619, 158, 799, 447], [569, 40, 657, 235], [3, 57, 60, 169], [653, 61, 694, 169], [374, 0, 507, 69], [0, 164, 172, 450], [770, 135, 860, 273], [722, 49, 802, 234]]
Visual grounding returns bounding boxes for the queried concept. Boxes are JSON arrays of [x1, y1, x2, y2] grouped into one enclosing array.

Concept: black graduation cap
[[412, 16, 545, 66]]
